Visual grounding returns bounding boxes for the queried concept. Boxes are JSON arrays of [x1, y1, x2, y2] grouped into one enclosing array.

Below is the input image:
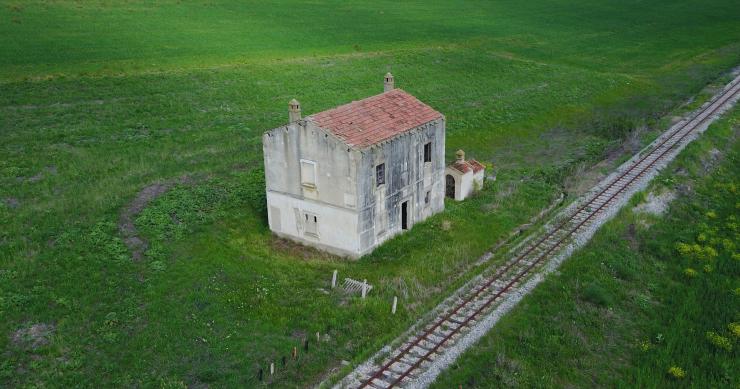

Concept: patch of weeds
[[582, 283, 614, 307]]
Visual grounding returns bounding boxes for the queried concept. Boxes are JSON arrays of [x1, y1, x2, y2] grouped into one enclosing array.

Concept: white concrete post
[[331, 270, 337, 288], [361, 279, 367, 299], [316, 331, 320, 343], [270, 362, 274, 375], [392, 296, 398, 314]]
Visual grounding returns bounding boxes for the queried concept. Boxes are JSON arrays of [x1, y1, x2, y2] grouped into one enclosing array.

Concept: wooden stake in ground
[[316, 331, 320, 343], [331, 270, 338, 288], [392, 296, 398, 314], [292, 346, 297, 359]]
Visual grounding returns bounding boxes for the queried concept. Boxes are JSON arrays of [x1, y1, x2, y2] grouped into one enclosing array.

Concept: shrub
[[706, 331, 732, 351], [729, 322, 740, 338], [667, 366, 686, 379], [683, 268, 697, 278]]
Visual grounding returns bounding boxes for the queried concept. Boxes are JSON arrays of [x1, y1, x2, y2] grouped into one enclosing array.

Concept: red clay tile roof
[[468, 159, 485, 173], [450, 161, 472, 173], [307, 89, 443, 149], [449, 159, 485, 174]]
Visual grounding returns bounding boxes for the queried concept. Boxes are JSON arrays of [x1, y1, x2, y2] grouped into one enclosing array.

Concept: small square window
[[304, 212, 318, 236], [423, 142, 432, 163], [376, 163, 385, 186]]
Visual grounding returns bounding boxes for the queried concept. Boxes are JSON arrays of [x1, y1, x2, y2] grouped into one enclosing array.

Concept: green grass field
[[1, 0, 739, 387], [432, 106, 739, 388]]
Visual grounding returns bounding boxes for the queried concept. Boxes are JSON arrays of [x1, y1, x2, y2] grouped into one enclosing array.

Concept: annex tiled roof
[[449, 159, 485, 174], [307, 89, 443, 149]]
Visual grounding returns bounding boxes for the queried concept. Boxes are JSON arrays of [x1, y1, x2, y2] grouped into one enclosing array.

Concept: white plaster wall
[[444, 168, 473, 201], [473, 170, 485, 190], [266, 191, 360, 257], [262, 121, 360, 209]]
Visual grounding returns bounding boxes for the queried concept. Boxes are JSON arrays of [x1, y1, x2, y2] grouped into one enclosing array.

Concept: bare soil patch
[[11, 323, 54, 350], [119, 175, 192, 261]]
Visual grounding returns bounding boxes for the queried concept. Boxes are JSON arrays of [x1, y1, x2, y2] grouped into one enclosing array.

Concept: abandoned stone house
[[262, 73, 446, 258]]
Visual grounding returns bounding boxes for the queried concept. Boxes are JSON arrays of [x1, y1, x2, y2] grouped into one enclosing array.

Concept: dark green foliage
[[582, 283, 614, 307]]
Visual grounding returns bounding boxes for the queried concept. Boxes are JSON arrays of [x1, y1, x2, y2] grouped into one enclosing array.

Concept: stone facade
[[262, 75, 445, 258]]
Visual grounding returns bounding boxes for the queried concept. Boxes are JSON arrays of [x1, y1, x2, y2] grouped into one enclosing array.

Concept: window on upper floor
[[424, 142, 432, 163], [300, 160, 317, 187], [376, 163, 385, 186]]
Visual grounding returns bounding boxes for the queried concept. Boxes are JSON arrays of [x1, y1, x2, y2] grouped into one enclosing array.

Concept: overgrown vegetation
[[432, 107, 739, 388], [1, 0, 739, 387]]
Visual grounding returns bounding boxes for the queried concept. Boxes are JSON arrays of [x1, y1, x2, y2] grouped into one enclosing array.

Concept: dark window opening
[[376, 163, 385, 186], [401, 201, 408, 230], [423, 142, 432, 163], [446, 175, 456, 198], [425, 191, 431, 204]]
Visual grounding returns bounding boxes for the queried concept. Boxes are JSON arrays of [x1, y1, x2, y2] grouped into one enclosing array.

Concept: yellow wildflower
[[667, 366, 686, 379], [729, 323, 740, 338], [706, 331, 732, 351], [683, 268, 697, 278]]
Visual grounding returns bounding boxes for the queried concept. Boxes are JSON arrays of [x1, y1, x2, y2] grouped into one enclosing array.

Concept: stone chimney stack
[[384, 72, 395, 92], [456, 149, 465, 162], [288, 99, 301, 122]]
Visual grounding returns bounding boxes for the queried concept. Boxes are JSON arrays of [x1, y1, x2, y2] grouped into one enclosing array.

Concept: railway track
[[337, 75, 740, 389]]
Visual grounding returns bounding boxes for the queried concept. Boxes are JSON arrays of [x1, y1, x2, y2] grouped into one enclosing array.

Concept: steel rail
[[358, 78, 739, 389]]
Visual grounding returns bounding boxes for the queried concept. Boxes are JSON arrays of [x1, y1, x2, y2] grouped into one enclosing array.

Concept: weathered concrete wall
[[263, 121, 359, 208], [263, 118, 446, 258], [266, 191, 360, 256], [263, 121, 362, 256], [356, 119, 446, 254]]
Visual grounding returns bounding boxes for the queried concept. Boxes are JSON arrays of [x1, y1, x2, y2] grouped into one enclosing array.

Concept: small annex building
[[262, 74, 446, 258], [444, 150, 485, 201]]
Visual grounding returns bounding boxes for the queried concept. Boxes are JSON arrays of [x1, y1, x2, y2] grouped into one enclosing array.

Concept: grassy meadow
[[1, 0, 739, 387], [432, 105, 740, 388]]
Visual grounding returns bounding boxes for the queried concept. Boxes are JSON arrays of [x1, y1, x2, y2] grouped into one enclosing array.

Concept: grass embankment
[[432, 107, 739, 388], [1, 0, 739, 387]]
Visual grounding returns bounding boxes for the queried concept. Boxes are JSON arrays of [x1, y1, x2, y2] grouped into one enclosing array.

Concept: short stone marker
[[392, 296, 398, 314], [331, 270, 338, 288]]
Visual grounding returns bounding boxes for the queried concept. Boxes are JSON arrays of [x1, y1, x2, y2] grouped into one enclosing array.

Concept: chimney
[[384, 72, 394, 92], [288, 99, 301, 122], [456, 149, 465, 162]]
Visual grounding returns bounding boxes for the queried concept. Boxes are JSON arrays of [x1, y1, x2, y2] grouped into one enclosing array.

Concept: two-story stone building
[[262, 74, 445, 258]]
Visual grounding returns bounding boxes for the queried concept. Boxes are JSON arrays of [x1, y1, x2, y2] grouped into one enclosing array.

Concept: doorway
[[401, 201, 409, 230], [446, 175, 455, 199]]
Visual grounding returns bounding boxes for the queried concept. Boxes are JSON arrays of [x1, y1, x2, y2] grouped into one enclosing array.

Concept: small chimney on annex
[[456, 149, 465, 162], [288, 99, 301, 122], [384, 72, 394, 92]]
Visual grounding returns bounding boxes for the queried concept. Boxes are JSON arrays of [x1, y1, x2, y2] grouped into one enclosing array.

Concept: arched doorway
[[445, 175, 455, 199]]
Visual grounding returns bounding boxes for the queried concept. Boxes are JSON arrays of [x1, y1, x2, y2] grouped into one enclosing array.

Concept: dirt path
[[118, 175, 192, 261]]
